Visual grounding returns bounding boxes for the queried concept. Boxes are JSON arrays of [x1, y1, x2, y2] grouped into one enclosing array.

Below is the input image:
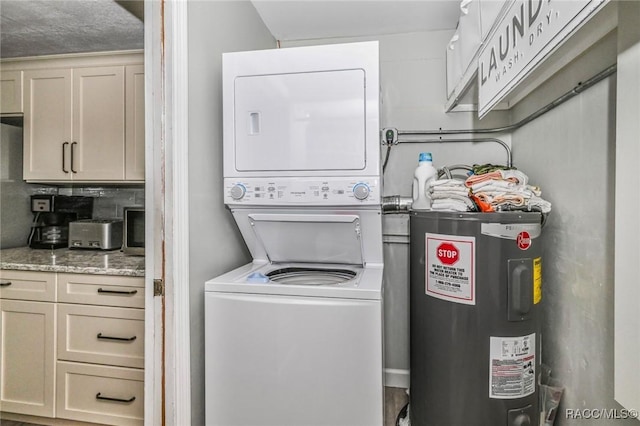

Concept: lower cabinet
[[56, 361, 144, 426], [0, 299, 55, 417], [0, 270, 144, 425], [57, 303, 145, 369]]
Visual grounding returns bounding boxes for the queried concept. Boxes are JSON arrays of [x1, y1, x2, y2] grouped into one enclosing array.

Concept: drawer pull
[[97, 332, 137, 342], [71, 142, 78, 173], [0, 281, 11, 287], [97, 288, 138, 295], [62, 142, 69, 173], [96, 393, 136, 403]]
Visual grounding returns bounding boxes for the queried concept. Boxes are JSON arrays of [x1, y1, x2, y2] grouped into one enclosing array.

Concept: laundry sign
[[425, 233, 476, 305], [478, 0, 607, 118]]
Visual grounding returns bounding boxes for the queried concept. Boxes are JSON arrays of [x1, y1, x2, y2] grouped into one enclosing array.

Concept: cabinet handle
[[62, 142, 69, 173], [0, 281, 11, 287], [96, 393, 136, 403], [97, 288, 138, 295], [71, 142, 78, 173], [97, 332, 137, 342]]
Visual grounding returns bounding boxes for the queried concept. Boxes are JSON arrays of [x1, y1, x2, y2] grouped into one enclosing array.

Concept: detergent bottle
[[412, 152, 437, 210]]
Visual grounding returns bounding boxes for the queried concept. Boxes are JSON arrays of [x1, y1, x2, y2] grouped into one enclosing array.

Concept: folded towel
[[528, 196, 552, 213], [430, 178, 466, 188], [465, 169, 528, 187], [431, 192, 476, 206], [431, 199, 472, 212]]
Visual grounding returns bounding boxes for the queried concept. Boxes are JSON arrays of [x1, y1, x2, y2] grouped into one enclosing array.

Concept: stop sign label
[[437, 242, 459, 265]]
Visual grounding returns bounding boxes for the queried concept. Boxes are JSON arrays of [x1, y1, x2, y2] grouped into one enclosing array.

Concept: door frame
[[144, 1, 191, 425]]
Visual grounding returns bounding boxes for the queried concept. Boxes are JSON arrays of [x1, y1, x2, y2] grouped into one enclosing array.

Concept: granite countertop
[[0, 246, 145, 277]]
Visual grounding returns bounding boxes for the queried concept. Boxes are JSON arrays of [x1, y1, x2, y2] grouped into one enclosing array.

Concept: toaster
[[69, 219, 123, 250]]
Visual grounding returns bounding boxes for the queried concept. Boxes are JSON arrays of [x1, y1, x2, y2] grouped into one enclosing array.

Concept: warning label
[[489, 333, 536, 399], [425, 233, 476, 305], [533, 257, 542, 304]]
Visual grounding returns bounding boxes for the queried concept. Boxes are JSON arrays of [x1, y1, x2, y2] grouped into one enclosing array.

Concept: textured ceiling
[[0, 1, 461, 60], [0, 0, 143, 59]]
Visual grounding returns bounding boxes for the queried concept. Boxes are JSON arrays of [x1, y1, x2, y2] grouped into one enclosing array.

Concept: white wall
[[511, 27, 640, 425], [284, 31, 511, 385], [187, 2, 275, 424], [614, 0, 640, 414]]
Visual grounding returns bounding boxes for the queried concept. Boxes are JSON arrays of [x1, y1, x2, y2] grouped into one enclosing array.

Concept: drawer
[[58, 273, 144, 308], [58, 304, 144, 368], [0, 270, 56, 302], [56, 361, 144, 426]]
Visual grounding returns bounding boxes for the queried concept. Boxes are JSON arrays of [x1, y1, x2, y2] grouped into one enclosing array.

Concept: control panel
[[224, 177, 380, 206]]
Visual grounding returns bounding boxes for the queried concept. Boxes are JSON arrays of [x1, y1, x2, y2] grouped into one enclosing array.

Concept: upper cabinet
[[125, 65, 145, 181], [23, 68, 74, 181], [0, 70, 24, 114], [72, 66, 126, 181], [2, 51, 144, 183]]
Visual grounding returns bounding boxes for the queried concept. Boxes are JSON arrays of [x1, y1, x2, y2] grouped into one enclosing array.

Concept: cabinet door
[[57, 303, 145, 368], [0, 270, 56, 302], [0, 300, 55, 417], [0, 70, 23, 113], [56, 361, 144, 426], [125, 65, 145, 181], [57, 273, 145, 308], [23, 68, 72, 181], [72, 66, 125, 180]]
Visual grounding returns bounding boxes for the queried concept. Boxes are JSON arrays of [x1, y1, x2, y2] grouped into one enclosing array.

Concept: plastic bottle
[[412, 152, 438, 210]]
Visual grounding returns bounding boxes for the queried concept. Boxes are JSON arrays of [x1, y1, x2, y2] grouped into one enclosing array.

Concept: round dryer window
[[266, 267, 356, 286]]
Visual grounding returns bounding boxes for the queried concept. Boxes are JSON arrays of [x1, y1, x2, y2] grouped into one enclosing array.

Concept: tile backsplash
[[72, 186, 144, 219], [30, 185, 144, 219]]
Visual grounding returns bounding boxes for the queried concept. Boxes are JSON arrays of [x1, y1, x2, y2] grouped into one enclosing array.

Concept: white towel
[[431, 199, 470, 212]]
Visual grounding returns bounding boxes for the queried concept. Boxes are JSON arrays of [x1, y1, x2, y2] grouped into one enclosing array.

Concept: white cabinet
[[23, 68, 72, 181], [13, 52, 144, 183], [126, 65, 145, 181], [23, 66, 127, 182], [56, 273, 145, 426], [72, 66, 126, 181], [0, 70, 23, 113], [56, 361, 144, 426], [0, 270, 144, 425], [0, 270, 56, 418]]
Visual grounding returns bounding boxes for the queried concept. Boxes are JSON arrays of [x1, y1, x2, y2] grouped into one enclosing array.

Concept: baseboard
[[385, 368, 410, 389]]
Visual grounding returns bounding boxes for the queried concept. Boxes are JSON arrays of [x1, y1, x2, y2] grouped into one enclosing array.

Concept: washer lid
[[247, 213, 363, 265]]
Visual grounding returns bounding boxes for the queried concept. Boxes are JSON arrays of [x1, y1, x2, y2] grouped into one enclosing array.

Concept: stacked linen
[[428, 179, 476, 212], [465, 168, 551, 213]]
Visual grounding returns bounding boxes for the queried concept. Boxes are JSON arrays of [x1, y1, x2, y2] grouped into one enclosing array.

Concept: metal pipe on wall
[[396, 64, 617, 137], [396, 137, 512, 168], [380, 64, 618, 215]]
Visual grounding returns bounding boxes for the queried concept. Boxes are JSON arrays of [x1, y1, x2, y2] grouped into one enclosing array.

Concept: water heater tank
[[410, 211, 543, 426]]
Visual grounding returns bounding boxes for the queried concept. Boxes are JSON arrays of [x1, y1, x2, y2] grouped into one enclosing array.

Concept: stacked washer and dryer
[[204, 42, 384, 426]]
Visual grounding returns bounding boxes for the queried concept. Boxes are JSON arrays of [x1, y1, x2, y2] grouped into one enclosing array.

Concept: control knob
[[229, 184, 246, 200], [353, 183, 370, 200]]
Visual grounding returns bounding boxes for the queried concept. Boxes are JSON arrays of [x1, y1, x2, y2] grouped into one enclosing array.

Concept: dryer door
[[233, 69, 366, 172]]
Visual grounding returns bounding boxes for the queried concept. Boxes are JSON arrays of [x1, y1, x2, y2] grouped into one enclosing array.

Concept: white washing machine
[[205, 42, 383, 426]]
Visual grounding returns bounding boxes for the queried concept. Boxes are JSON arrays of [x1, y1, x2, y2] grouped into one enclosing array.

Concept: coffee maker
[[28, 195, 94, 249]]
